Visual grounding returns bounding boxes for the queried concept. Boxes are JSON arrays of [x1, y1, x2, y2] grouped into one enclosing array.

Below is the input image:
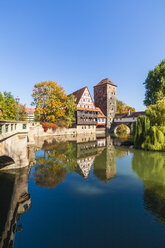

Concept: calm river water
[[1, 136, 165, 248]]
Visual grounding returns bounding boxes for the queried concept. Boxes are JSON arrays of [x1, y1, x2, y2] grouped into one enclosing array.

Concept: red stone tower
[[94, 78, 117, 130]]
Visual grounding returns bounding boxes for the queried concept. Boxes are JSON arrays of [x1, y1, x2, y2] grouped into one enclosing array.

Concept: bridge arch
[[114, 123, 131, 136], [0, 156, 15, 169]]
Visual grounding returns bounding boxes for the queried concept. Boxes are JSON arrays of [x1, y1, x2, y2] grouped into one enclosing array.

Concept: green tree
[[132, 115, 151, 148], [132, 99, 165, 151], [0, 91, 26, 121], [146, 98, 165, 126], [65, 95, 76, 127], [144, 59, 165, 106], [0, 92, 17, 120], [32, 81, 67, 122]]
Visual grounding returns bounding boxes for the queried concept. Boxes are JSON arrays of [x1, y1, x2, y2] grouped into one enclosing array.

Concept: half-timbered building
[[68, 86, 98, 130]]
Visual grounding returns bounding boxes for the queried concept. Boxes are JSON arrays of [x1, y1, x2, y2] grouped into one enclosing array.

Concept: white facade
[[77, 88, 95, 109]]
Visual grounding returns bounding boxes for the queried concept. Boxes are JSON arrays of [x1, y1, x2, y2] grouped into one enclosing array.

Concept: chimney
[[127, 109, 131, 116]]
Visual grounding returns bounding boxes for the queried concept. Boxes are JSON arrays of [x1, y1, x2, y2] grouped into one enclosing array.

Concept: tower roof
[[95, 78, 117, 87]]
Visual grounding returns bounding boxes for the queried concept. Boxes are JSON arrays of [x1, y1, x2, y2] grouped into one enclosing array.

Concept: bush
[[141, 126, 165, 151], [55, 119, 68, 128], [42, 122, 58, 132]]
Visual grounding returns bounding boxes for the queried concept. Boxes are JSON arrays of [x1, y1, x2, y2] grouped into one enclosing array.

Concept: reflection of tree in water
[[34, 141, 77, 188], [34, 138, 117, 187], [132, 150, 165, 224]]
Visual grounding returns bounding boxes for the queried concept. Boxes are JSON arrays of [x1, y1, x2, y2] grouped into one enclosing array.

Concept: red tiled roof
[[68, 87, 87, 104], [95, 78, 117, 87], [77, 107, 98, 112], [96, 123, 106, 127], [96, 107, 106, 118]]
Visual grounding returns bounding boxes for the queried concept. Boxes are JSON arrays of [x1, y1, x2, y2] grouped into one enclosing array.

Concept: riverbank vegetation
[[132, 98, 165, 151], [132, 59, 165, 151]]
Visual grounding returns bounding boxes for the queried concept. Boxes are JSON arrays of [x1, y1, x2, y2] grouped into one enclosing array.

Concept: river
[[0, 136, 165, 248]]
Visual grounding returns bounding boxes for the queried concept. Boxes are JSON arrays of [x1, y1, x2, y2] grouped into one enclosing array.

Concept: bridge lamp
[[15, 96, 20, 121]]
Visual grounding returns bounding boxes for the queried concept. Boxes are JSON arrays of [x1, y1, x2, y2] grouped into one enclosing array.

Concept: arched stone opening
[[0, 156, 15, 169], [114, 124, 130, 136]]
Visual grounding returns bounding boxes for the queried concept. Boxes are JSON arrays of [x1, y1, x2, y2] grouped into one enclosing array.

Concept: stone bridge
[[0, 121, 41, 170], [111, 121, 133, 135], [110, 111, 145, 135]]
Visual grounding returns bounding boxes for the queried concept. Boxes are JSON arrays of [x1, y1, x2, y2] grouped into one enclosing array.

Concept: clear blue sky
[[0, 0, 165, 110]]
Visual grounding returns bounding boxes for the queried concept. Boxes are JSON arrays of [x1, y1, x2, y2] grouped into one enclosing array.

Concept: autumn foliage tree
[[116, 100, 135, 114], [32, 81, 67, 122]]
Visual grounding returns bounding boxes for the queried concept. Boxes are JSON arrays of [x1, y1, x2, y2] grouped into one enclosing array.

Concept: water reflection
[[132, 150, 165, 224], [0, 168, 31, 248], [34, 136, 117, 187], [1, 135, 165, 248]]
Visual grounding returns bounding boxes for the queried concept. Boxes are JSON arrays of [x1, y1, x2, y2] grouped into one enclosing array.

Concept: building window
[[0, 125, 2, 134], [15, 124, 17, 130], [11, 124, 13, 131], [23, 124, 27, 129]]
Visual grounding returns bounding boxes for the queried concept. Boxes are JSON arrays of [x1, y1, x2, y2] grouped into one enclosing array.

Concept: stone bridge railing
[[0, 120, 40, 142], [0, 120, 29, 141]]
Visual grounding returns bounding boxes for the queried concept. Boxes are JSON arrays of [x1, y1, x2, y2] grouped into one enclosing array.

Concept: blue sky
[[0, 0, 165, 110]]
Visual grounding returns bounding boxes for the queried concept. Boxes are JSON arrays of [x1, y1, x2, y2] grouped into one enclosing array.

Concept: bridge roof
[[115, 111, 145, 119]]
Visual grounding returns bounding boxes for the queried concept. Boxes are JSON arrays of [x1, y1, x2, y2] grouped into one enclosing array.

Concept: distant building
[[24, 104, 35, 121], [94, 78, 117, 130]]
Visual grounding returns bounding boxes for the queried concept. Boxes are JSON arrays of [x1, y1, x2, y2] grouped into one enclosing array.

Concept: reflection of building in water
[[77, 141, 98, 158], [76, 136, 108, 179], [97, 138, 106, 147], [76, 141, 98, 178], [76, 133, 96, 143], [77, 156, 96, 178], [93, 136, 116, 183], [0, 168, 31, 248]]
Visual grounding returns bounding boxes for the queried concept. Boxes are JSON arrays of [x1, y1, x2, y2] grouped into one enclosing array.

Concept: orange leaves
[[32, 81, 67, 122]]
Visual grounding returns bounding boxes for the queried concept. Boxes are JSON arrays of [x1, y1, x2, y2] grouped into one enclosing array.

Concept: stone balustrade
[[0, 120, 40, 142]]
